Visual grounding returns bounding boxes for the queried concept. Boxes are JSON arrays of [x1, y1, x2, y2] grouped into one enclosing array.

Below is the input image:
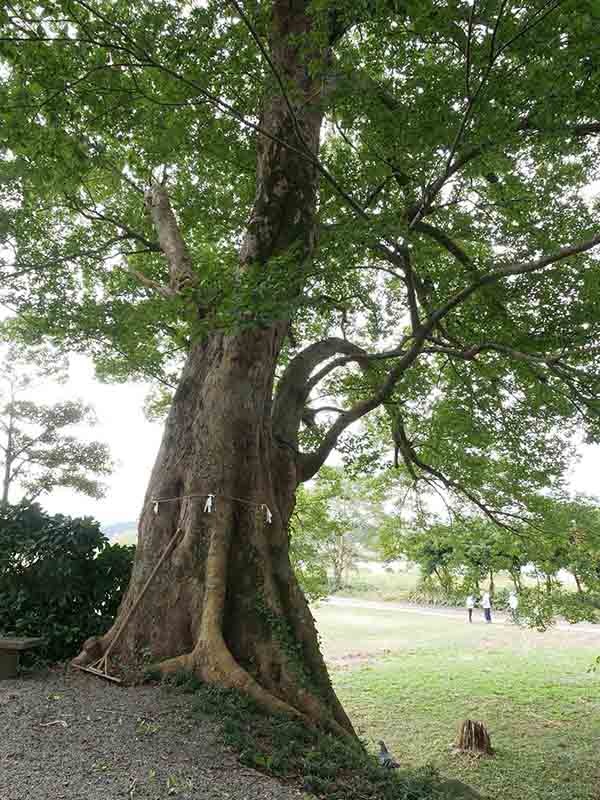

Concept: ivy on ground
[[155, 670, 476, 800]]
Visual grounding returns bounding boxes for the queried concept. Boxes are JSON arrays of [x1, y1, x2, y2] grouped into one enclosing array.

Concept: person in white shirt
[[482, 591, 492, 623], [466, 594, 475, 623], [508, 590, 519, 622]]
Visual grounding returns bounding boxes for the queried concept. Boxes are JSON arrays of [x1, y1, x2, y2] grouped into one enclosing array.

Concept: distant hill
[[102, 521, 138, 545]]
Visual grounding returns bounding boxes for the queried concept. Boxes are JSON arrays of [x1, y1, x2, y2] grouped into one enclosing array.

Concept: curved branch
[[126, 265, 174, 298], [428, 340, 600, 420], [67, 196, 161, 253], [296, 232, 600, 481], [392, 413, 523, 531], [272, 338, 368, 447], [297, 330, 430, 481], [428, 231, 600, 330]]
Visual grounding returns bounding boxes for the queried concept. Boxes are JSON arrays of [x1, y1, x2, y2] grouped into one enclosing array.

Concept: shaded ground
[[313, 601, 600, 800], [0, 668, 304, 800]]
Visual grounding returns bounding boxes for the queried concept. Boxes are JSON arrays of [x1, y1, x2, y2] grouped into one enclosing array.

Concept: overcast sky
[[36, 356, 163, 526], [15, 353, 594, 528]]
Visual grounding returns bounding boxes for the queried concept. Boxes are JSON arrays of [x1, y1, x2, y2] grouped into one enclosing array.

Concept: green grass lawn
[[313, 603, 600, 800], [342, 567, 422, 601]]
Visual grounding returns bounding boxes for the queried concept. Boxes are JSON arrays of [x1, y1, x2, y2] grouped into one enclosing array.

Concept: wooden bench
[[0, 637, 44, 679]]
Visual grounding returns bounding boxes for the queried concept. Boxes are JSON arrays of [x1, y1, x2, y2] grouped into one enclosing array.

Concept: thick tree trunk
[[74, 1, 356, 737], [75, 328, 354, 736]]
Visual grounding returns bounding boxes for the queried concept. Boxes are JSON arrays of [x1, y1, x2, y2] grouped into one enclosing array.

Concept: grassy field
[[313, 602, 600, 800]]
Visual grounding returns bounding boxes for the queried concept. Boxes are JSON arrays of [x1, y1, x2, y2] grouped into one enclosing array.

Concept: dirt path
[[324, 596, 600, 633]]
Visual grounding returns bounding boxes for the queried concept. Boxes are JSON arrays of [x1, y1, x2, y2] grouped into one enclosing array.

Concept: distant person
[[482, 591, 492, 623], [466, 594, 475, 623], [508, 590, 519, 622]]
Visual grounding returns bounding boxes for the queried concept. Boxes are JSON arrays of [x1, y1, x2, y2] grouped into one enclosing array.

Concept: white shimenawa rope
[[151, 492, 273, 524]]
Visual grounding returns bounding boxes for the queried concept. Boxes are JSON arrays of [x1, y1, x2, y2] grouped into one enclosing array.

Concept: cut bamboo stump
[[455, 719, 494, 755]]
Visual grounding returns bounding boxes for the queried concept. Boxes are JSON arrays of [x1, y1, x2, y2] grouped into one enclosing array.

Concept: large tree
[[1, 0, 600, 734]]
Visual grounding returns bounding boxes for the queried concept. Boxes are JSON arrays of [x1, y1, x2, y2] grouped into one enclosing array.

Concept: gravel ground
[[0, 668, 305, 800]]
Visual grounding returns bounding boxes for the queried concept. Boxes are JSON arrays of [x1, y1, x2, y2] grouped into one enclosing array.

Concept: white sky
[[569, 446, 600, 498], [39, 355, 163, 526], [1, 349, 598, 528]]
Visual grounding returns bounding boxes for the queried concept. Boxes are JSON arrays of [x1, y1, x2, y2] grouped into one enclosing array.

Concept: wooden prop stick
[[74, 527, 184, 682]]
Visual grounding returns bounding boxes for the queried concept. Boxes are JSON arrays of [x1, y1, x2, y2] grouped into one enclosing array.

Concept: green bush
[[406, 583, 512, 610], [0, 503, 134, 663], [406, 583, 466, 607]]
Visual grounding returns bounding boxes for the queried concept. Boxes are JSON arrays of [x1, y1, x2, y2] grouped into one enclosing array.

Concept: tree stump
[[455, 720, 493, 755]]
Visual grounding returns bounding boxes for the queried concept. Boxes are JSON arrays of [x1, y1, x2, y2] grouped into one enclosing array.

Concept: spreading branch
[[428, 231, 600, 330], [391, 412, 524, 531], [413, 221, 475, 273], [297, 230, 600, 481]]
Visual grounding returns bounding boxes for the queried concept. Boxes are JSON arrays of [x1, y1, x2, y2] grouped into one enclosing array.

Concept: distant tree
[[0, 344, 113, 505], [381, 523, 457, 593], [527, 493, 600, 594], [294, 471, 359, 592], [441, 518, 528, 595], [294, 467, 398, 591], [381, 499, 600, 624], [383, 515, 528, 595], [290, 489, 331, 601]]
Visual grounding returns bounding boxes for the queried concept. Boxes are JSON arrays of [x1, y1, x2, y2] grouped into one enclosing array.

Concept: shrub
[[0, 502, 134, 663], [406, 582, 514, 610], [406, 582, 466, 607]]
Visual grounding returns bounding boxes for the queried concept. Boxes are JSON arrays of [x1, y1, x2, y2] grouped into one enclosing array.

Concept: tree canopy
[[1, 1, 599, 523]]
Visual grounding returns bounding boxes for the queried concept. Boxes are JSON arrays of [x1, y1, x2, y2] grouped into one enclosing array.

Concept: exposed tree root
[[155, 635, 356, 741], [74, 622, 356, 742]]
